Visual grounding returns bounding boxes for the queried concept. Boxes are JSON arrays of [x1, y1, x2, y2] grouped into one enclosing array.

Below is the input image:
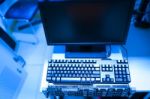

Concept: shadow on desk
[[126, 25, 150, 57]]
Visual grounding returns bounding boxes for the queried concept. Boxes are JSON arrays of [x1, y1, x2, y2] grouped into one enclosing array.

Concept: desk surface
[[129, 57, 150, 91], [17, 46, 150, 99], [17, 53, 150, 99], [41, 45, 150, 91], [16, 24, 150, 99]]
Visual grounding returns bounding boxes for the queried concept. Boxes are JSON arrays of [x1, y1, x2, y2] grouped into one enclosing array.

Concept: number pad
[[114, 65, 131, 83]]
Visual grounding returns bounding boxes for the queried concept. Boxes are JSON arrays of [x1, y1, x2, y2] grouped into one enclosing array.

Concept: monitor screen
[[39, 0, 134, 45]]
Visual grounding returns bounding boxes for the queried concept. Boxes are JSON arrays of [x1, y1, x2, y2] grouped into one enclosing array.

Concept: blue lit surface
[[15, 23, 150, 99], [0, 0, 150, 99], [49, 0, 64, 1], [126, 24, 150, 56]]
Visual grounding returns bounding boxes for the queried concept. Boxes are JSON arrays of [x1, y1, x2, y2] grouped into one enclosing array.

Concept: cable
[[121, 45, 128, 60], [102, 45, 112, 60], [107, 44, 112, 58]]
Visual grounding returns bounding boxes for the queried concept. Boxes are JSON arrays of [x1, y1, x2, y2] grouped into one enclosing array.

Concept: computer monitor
[[39, 0, 135, 58]]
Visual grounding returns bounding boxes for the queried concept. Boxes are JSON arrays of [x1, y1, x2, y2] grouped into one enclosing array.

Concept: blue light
[[39, 0, 64, 2], [49, 0, 64, 1]]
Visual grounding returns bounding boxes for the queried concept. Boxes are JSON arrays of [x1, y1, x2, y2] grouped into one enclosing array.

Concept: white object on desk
[[129, 57, 150, 91], [13, 32, 38, 44], [0, 40, 27, 99]]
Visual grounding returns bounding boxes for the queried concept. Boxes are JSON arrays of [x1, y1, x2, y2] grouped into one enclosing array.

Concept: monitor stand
[[65, 45, 110, 58]]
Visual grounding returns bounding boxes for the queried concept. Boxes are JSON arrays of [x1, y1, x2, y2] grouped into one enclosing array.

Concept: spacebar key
[[61, 78, 81, 83]]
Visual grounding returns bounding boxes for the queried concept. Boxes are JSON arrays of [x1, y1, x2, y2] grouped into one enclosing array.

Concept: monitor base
[[65, 45, 110, 58]]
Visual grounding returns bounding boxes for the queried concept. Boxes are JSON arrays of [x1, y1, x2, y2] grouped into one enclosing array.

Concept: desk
[[129, 57, 150, 91], [17, 24, 150, 99], [17, 48, 150, 99]]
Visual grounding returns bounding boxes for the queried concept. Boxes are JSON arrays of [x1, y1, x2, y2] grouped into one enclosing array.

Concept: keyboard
[[46, 59, 131, 85]]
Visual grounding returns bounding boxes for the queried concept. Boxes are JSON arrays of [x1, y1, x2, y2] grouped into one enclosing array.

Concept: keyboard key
[[127, 75, 130, 82], [92, 74, 100, 78], [106, 68, 109, 71], [91, 78, 95, 82], [56, 78, 60, 82], [123, 71, 126, 74], [62, 74, 65, 77], [65, 74, 68, 77], [126, 68, 130, 74], [88, 64, 94, 68], [82, 78, 86, 82], [95, 68, 100, 70], [77, 67, 80, 70], [53, 71, 56, 74], [119, 71, 122, 74], [119, 68, 122, 71], [94, 65, 99, 68], [60, 71, 64, 74], [87, 74, 90, 77], [110, 68, 113, 71], [61, 78, 81, 83], [102, 68, 105, 71], [71, 71, 74, 73], [102, 78, 105, 82], [49, 60, 53, 63], [123, 78, 127, 82], [89, 71, 92, 74], [106, 78, 110, 82], [82, 64, 86, 67], [83, 74, 87, 77], [67, 67, 69, 70], [85, 71, 89, 74], [46, 77, 51, 81], [115, 68, 118, 70], [114, 65, 117, 67], [122, 68, 125, 70], [52, 77, 55, 81], [118, 75, 122, 78], [93, 71, 100, 75], [74, 68, 77, 70], [96, 78, 101, 82], [92, 68, 95, 70], [116, 78, 123, 82], [54, 74, 57, 77], [47, 70, 51, 73], [115, 71, 118, 74], [125, 65, 129, 67], [110, 78, 114, 82], [83, 60, 89, 63], [85, 68, 87, 70], [86, 78, 90, 81], [72, 74, 76, 77], [106, 74, 110, 78], [88, 68, 91, 70], [59, 67, 63, 70]]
